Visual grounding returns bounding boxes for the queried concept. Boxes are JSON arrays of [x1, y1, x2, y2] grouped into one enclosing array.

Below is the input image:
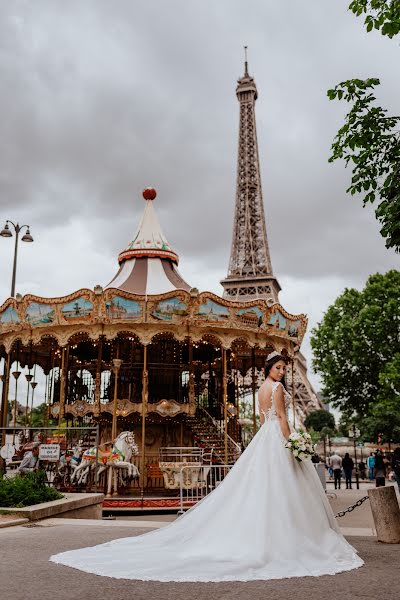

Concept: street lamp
[[0, 220, 34, 297], [348, 424, 361, 489]]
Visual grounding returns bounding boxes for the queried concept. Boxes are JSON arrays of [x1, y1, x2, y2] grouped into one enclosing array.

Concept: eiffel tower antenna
[[221, 54, 281, 304]]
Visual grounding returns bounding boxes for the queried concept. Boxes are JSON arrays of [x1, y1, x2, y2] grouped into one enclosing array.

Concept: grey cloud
[[0, 1, 399, 384]]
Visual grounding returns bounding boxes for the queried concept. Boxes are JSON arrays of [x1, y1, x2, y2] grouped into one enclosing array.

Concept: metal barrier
[[178, 463, 234, 514], [0, 426, 100, 492]]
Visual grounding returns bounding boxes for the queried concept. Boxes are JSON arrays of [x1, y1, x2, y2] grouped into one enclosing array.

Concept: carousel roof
[[105, 188, 191, 295]]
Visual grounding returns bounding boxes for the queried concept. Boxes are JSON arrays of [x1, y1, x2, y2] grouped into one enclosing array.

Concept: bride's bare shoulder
[[258, 379, 271, 400]]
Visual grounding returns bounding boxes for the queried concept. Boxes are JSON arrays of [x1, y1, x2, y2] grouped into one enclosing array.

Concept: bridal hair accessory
[[266, 351, 280, 362]]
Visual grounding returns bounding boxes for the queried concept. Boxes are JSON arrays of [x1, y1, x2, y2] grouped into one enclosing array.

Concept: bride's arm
[[274, 384, 290, 440]]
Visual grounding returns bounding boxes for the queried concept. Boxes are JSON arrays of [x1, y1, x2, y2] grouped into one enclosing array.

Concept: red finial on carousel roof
[[143, 187, 157, 201]]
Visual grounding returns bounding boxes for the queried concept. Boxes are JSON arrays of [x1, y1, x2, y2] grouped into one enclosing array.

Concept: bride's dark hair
[[265, 353, 288, 389]]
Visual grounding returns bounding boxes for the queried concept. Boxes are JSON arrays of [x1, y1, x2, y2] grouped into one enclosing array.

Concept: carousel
[[0, 188, 307, 508]]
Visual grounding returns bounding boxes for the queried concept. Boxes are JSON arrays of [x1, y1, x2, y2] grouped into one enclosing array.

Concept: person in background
[[367, 452, 375, 481], [374, 451, 386, 487], [358, 460, 366, 479], [17, 442, 40, 474], [327, 456, 333, 480], [342, 452, 354, 489], [391, 448, 400, 492], [330, 452, 342, 490]]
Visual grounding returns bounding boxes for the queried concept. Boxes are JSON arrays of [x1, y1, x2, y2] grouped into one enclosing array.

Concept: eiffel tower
[[221, 51, 322, 419]]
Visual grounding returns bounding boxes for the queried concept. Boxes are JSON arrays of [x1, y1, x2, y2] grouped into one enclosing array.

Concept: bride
[[50, 352, 363, 581]]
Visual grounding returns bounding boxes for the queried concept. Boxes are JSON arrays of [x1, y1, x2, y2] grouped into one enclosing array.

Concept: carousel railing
[[198, 407, 242, 456], [178, 463, 234, 514]]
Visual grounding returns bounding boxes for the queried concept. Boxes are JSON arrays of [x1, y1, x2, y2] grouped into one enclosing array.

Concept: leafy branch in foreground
[[349, 0, 400, 37], [328, 78, 400, 251]]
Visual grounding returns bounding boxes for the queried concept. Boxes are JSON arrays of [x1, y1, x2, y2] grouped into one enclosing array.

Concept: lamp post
[[349, 424, 361, 490], [0, 220, 34, 297]]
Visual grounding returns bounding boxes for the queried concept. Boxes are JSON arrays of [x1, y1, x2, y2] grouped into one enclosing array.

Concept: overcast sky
[[0, 0, 398, 400]]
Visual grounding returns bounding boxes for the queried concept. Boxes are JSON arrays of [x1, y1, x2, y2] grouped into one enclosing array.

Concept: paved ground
[[1, 485, 399, 600], [1, 521, 400, 600]]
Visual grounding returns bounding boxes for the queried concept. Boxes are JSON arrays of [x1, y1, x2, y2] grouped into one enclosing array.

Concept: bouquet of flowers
[[284, 431, 316, 462]]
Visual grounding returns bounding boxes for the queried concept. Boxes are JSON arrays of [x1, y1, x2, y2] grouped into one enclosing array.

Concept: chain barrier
[[335, 495, 369, 518]]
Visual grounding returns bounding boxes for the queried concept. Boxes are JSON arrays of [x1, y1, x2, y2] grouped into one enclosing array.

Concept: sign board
[[39, 444, 60, 461], [357, 442, 365, 447], [0, 443, 15, 460]]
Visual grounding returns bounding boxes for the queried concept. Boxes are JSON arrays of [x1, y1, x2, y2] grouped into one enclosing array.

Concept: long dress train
[[50, 382, 363, 581]]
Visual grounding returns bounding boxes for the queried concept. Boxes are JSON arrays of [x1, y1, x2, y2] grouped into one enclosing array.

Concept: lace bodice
[[259, 381, 291, 422]]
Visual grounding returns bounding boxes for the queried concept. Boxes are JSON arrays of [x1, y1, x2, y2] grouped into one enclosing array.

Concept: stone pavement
[[1, 484, 399, 600], [1, 519, 400, 600]]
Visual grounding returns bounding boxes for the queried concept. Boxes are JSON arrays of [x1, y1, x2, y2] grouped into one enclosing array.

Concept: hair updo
[[265, 353, 288, 388]]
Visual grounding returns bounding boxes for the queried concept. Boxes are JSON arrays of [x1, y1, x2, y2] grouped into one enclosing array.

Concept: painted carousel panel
[[268, 309, 302, 340], [196, 299, 229, 322], [268, 309, 287, 331], [26, 302, 56, 327], [151, 297, 188, 322], [287, 320, 302, 339], [105, 296, 142, 321], [235, 306, 263, 328], [62, 297, 93, 319], [0, 306, 20, 325]]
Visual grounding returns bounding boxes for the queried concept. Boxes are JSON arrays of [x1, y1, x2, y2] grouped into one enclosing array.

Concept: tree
[[304, 409, 336, 458], [362, 353, 400, 443], [328, 2, 400, 251], [304, 409, 336, 433], [311, 270, 400, 419]]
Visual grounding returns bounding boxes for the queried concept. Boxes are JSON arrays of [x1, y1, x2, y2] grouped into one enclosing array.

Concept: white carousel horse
[[71, 431, 139, 494]]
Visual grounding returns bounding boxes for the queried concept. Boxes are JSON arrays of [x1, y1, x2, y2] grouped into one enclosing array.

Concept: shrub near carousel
[[0, 189, 308, 503]]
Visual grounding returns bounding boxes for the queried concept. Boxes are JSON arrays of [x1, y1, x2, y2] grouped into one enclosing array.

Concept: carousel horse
[[71, 431, 139, 495]]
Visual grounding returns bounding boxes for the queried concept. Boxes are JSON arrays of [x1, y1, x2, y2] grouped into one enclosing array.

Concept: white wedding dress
[[50, 382, 363, 581]]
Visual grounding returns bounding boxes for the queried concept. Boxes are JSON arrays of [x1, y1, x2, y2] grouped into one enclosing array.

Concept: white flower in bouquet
[[284, 430, 315, 462]]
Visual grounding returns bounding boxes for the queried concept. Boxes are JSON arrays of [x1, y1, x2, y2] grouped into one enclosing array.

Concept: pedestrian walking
[[342, 452, 354, 489], [391, 448, 400, 492], [375, 452, 386, 487], [367, 452, 375, 481], [330, 452, 342, 490]]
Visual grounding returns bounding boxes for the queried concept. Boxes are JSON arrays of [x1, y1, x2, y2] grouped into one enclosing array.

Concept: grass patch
[[0, 471, 63, 507]]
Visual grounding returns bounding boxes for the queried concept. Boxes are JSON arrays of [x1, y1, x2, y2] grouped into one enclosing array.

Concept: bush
[[0, 471, 63, 507]]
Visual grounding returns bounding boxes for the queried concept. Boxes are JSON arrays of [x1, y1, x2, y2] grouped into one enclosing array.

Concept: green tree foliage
[[362, 353, 400, 442], [311, 270, 400, 420], [349, 1, 400, 37], [328, 2, 400, 251], [0, 471, 63, 508], [304, 409, 336, 433]]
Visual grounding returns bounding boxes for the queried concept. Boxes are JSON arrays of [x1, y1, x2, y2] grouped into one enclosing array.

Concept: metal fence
[[178, 463, 234, 513], [0, 426, 100, 492]]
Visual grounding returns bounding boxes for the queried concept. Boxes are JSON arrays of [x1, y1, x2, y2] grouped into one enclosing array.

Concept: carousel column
[[188, 337, 196, 416], [94, 339, 103, 417], [291, 358, 296, 429], [251, 347, 257, 436], [111, 358, 123, 440], [140, 344, 148, 493], [58, 347, 68, 428], [11, 360, 21, 444], [222, 347, 228, 465], [0, 354, 11, 448]]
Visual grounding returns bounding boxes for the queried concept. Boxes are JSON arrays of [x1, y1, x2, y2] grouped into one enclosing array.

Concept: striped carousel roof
[[105, 188, 191, 295]]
